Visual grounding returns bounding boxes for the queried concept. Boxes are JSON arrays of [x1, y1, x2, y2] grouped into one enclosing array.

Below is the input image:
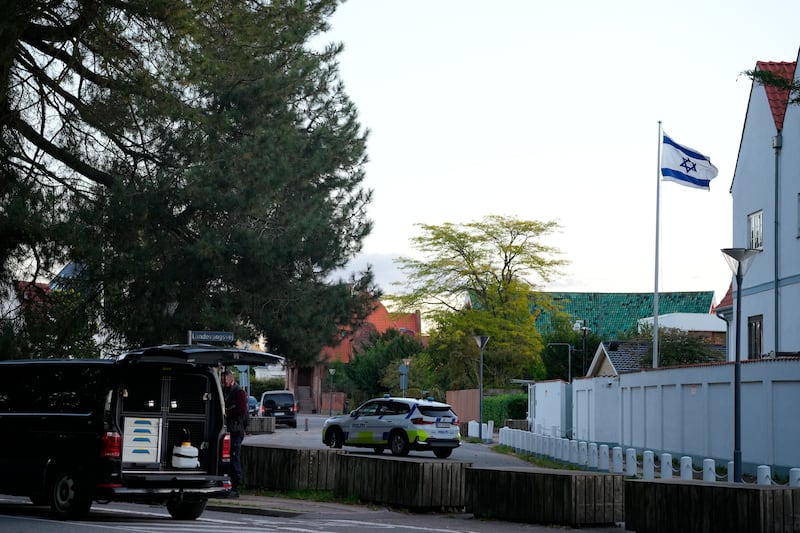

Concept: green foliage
[[540, 313, 601, 380], [2, 1, 378, 362], [633, 325, 724, 367], [389, 216, 564, 389], [745, 69, 800, 106], [249, 378, 286, 399], [482, 393, 528, 428], [342, 329, 424, 401]]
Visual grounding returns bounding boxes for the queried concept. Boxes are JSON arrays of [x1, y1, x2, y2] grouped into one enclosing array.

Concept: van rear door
[[118, 344, 284, 367]]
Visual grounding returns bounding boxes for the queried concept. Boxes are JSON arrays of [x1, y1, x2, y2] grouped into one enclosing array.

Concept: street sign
[[189, 330, 234, 343]]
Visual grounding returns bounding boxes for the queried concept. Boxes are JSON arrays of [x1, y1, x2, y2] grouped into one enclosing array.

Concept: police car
[[321, 395, 461, 458]]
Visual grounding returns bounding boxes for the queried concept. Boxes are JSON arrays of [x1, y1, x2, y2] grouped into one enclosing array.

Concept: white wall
[[536, 359, 800, 475], [528, 380, 570, 438]]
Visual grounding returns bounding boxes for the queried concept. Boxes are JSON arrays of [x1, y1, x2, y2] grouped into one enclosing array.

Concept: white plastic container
[[171, 443, 199, 468]]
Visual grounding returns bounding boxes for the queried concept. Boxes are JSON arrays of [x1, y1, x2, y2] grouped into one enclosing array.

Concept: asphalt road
[[245, 413, 534, 468]]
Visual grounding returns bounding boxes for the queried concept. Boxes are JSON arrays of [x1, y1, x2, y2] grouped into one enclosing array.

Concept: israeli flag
[[660, 132, 718, 190]]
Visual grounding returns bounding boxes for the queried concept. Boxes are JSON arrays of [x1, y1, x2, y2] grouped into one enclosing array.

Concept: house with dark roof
[[726, 55, 800, 359]]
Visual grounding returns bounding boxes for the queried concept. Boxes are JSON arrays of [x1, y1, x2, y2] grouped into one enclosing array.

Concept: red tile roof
[[713, 282, 733, 313], [319, 302, 422, 364], [756, 61, 796, 131]]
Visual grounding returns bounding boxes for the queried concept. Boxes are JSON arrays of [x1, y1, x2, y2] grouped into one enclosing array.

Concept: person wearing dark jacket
[[221, 370, 248, 498]]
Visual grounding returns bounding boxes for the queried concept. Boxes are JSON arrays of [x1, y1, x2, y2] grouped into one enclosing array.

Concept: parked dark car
[[248, 396, 258, 417], [0, 345, 282, 520], [260, 390, 297, 428]]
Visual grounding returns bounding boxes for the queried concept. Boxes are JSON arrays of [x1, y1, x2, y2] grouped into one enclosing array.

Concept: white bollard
[[612, 447, 623, 474], [588, 442, 598, 470], [790, 468, 800, 487], [487, 420, 494, 441], [643, 450, 654, 480], [703, 459, 716, 482], [625, 448, 637, 477], [728, 461, 734, 483], [561, 438, 570, 462], [680, 456, 692, 480], [578, 441, 588, 468], [468, 420, 479, 438], [598, 444, 610, 472], [569, 440, 579, 464], [661, 453, 672, 479], [757, 465, 771, 485]]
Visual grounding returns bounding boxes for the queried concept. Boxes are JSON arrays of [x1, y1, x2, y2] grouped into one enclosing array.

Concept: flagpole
[[653, 121, 661, 368]]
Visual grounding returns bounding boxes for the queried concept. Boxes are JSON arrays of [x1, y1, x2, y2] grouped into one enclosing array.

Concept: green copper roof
[[533, 291, 715, 339]]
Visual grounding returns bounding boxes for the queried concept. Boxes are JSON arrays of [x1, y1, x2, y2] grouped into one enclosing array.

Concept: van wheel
[[389, 431, 410, 456], [327, 427, 343, 449], [167, 499, 207, 520], [49, 469, 92, 519], [433, 448, 453, 459]]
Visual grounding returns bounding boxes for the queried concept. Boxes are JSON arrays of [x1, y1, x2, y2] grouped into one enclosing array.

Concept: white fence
[[529, 358, 800, 476], [498, 427, 800, 486]]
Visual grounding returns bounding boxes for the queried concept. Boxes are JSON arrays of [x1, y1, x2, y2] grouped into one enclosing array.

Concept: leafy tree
[[540, 312, 601, 381], [390, 216, 567, 388], [343, 329, 424, 401], [744, 68, 800, 106], [633, 325, 724, 368], [2, 1, 378, 363]]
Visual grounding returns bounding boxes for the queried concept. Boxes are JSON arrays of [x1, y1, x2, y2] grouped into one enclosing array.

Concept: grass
[[492, 444, 585, 471]]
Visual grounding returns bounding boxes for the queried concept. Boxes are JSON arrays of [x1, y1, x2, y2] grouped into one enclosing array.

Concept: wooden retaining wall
[[466, 466, 624, 527], [333, 454, 468, 510], [625, 479, 800, 533], [242, 444, 343, 490]]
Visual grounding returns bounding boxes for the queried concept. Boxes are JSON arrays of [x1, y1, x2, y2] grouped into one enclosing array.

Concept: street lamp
[[474, 335, 490, 442], [721, 247, 760, 482], [547, 343, 574, 382], [328, 367, 336, 416], [573, 320, 590, 376]]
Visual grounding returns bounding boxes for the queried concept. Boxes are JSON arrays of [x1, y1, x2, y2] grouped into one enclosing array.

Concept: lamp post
[[547, 343, 574, 382], [721, 247, 760, 483], [400, 358, 411, 397], [328, 367, 336, 416], [573, 320, 590, 376], [474, 335, 490, 441]]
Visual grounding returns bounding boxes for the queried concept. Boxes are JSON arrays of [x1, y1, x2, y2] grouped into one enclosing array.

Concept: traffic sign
[[189, 330, 234, 343]]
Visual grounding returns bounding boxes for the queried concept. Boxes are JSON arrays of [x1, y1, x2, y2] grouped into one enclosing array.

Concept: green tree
[[343, 329, 424, 401], [633, 325, 724, 368], [540, 313, 601, 381], [390, 216, 567, 388], [2, 1, 378, 363]]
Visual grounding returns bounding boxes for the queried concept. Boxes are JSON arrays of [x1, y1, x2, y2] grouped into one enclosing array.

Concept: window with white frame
[[748, 210, 763, 249]]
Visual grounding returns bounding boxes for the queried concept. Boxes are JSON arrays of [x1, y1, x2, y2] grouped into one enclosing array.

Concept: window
[[748, 315, 763, 359], [748, 210, 763, 249]]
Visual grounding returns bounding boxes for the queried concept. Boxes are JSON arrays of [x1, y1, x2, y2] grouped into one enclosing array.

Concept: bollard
[[680, 456, 692, 480], [790, 468, 800, 487], [757, 465, 771, 486], [304, 417, 309, 431], [728, 461, 734, 483], [625, 448, 637, 477], [643, 450, 654, 480], [598, 444, 610, 472], [703, 458, 716, 482], [612, 447, 623, 474], [661, 453, 672, 479], [578, 441, 588, 468], [588, 442, 598, 470], [569, 440, 578, 464]]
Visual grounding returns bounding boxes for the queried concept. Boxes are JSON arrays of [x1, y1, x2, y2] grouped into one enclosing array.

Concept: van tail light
[[292, 403, 297, 413], [100, 431, 121, 459], [410, 418, 434, 425], [222, 433, 231, 461]]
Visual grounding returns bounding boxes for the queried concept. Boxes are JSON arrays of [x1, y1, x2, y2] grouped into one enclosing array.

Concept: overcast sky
[[321, 0, 800, 305]]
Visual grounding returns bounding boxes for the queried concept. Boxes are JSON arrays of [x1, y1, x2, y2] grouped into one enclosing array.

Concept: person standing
[[221, 370, 247, 498]]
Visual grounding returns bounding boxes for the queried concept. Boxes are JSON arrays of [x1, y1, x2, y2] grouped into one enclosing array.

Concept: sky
[[320, 0, 800, 305]]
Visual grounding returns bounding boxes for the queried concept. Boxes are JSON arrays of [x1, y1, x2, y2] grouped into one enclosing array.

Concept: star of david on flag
[[660, 132, 718, 190]]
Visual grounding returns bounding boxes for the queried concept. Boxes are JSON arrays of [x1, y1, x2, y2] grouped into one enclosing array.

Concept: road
[[245, 413, 533, 468]]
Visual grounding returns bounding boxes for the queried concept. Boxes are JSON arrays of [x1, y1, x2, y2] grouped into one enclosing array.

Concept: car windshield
[[248, 396, 257, 407]]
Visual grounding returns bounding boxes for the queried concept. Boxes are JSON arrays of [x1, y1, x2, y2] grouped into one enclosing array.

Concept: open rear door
[[118, 344, 285, 367]]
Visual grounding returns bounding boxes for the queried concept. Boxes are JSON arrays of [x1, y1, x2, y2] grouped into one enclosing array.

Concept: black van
[[0, 345, 281, 520]]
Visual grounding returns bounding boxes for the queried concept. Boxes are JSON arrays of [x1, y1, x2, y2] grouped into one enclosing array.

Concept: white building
[[723, 53, 800, 358]]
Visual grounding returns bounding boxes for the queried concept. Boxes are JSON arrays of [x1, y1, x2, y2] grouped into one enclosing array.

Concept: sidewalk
[[207, 492, 392, 520]]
